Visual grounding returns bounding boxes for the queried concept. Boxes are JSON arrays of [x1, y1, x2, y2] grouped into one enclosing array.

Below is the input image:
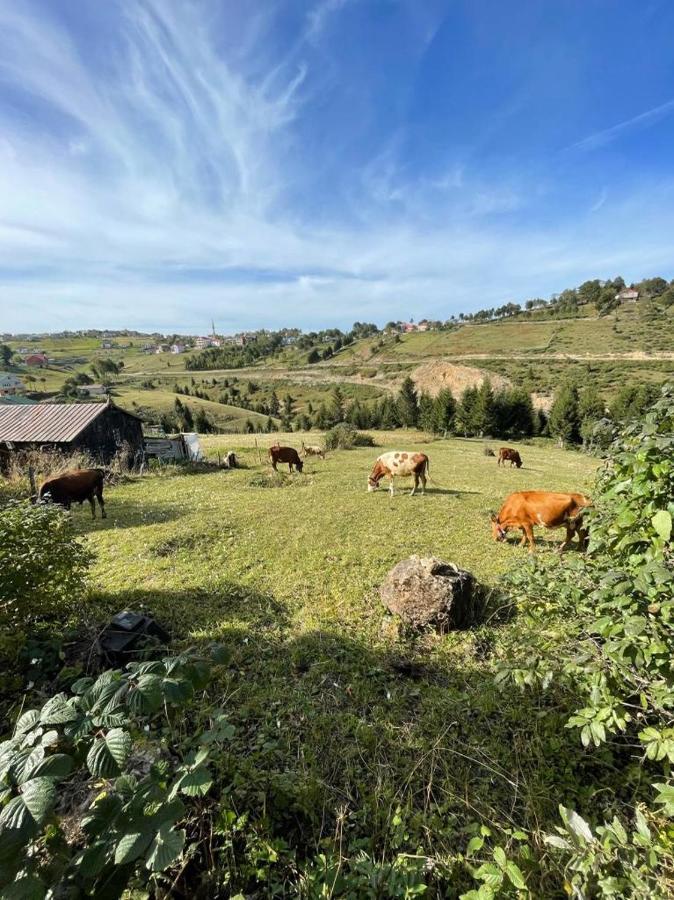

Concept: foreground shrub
[[324, 422, 375, 450], [496, 382, 674, 897], [0, 647, 231, 898], [0, 501, 93, 627]]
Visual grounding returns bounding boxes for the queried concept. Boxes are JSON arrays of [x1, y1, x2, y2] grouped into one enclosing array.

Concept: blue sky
[[1, 0, 674, 334]]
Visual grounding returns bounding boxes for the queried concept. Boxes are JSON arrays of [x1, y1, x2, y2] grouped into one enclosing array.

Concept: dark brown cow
[[498, 447, 522, 468], [39, 468, 107, 519], [268, 445, 304, 473], [367, 451, 429, 496], [491, 490, 590, 552]]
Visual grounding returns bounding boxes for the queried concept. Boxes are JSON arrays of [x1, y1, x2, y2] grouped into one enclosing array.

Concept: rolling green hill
[[4, 301, 674, 427]]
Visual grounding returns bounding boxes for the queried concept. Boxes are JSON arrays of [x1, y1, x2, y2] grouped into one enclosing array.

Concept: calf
[[491, 490, 590, 552], [268, 445, 304, 473], [39, 468, 107, 519], [498, 447, 522, 468], [367, 451, 429, 497], [301, 441, 325, 460]]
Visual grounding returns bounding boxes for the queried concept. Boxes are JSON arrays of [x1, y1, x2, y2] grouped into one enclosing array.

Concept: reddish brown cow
[[491, 490, 590, 552], [268, 445, 304, 473], [498, 447, 522, 468], [367, 451, 429, 496], [39, 468, 107, 519]]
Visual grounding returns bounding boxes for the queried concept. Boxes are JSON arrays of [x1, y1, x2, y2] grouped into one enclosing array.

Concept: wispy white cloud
[[568, 98, 674, 152], [305, 0, 351, 42], [589, 187, 608, 213], [0, 0, 673, 334]]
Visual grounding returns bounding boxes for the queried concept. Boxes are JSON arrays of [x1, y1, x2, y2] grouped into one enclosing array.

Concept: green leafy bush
[[496, 382, 674, 896], [324, 422, 376, 450], [0, 647, 231, 898], [0, 501, 94, 626], [0, 502, 95, 700]]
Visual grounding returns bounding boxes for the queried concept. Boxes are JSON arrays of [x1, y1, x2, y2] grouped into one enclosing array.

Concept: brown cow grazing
[[301, 441, 325, 460], [268, 445, 304, 473], [498, 447, 522, 468], [39, 468, 107, 519], [491, 491, 590, 553], [367, 451, 429, 497]]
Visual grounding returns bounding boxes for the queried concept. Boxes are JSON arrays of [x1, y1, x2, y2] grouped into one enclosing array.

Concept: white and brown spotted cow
[[367, 451, 430, 497]]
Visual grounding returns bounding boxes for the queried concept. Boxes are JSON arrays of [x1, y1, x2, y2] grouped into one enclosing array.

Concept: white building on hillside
[[0, 373, 25, 395]]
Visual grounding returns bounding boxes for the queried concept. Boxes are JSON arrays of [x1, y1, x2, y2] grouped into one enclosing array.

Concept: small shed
[[0, 400, 144, 464]]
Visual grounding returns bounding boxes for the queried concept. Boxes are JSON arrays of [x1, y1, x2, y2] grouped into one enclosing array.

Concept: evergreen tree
[[269, 391, 280, 415], [194, 407, 212, 433], [396, 376, 419, 427], [314, 403, 331, 430], [159, 413, 175, 435], [493, 388, 535, 438], [609, 384, 659, 422], [548, 382, 581, 445], [266, 416, 276, 433], [378, 395, 401, 429], [473, 379, 496, 436], [456, 386, 478, 436], [330, 386, 346, 424], [433, 389, 456, 434], [244, 419, 255, 433], [578, 385, 605, 423], [418, 393, 435, 433], [307, 349, 320, 364], [283, 394, 295, 416]]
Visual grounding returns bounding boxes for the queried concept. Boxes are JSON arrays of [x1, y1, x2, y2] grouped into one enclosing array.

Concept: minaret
[[211, 319, 216, 337]]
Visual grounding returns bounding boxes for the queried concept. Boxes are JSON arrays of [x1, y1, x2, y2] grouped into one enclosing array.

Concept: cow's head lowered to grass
[[490, 513, 508, 542], [367, 461, 386, 492]]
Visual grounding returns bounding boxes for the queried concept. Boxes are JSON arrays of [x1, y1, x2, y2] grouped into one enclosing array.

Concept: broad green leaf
[[30, 754, 73, 780], [505, 861, 526, 890], [474, 862, 502, 888], [492, 847, 507, 870], [13, 711, 40, 736], [12, 747, 45, 785], [71, 677, 95, 695], [21, 777, 57, 824], [86, 729, 131, 778], [114, 829, 154, 865], [565, 808, 594, 844], [145, 824, 185, 872], [177, 766, 212, 797], [652, 510, 672, 542], [0, 796, 32, 832], [0, 874, 47, 899], [39, 695, 78, 726], [466, 836, 484, 855], [128, 674, 162, 715], [76, 840, 110, 878]]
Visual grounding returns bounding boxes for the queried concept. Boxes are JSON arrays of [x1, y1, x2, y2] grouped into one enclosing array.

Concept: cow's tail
[[424, 455, 435, 483]]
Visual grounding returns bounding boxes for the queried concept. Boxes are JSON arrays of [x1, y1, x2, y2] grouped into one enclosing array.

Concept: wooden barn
[[0, 400, 144, 465]]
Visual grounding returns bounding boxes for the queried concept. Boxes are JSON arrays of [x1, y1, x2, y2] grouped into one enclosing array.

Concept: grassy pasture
[[66, 433, 603, 890], [2, 430, 614, 891], [81, 433, 597, 638]]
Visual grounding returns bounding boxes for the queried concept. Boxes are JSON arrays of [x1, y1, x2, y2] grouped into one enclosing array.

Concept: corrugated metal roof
[[0, 402, 109, 443]]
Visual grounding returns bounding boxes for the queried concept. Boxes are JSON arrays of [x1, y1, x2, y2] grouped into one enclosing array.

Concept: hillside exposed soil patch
[[411, 361, 510, 398]]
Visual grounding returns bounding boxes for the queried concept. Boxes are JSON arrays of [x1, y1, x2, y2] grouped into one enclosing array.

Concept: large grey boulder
[[380, 556, 477, 630]]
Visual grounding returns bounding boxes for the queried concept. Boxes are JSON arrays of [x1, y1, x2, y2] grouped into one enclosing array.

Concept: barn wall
[[73, 407, 144, 463]]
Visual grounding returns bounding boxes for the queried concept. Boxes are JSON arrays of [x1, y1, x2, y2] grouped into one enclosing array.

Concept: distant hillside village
[[1, 272, 672, 412]]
